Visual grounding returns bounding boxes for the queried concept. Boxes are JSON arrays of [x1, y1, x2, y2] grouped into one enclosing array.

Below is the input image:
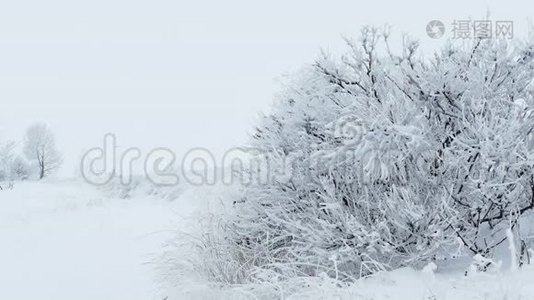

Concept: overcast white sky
[[0, 0, 532, 176]]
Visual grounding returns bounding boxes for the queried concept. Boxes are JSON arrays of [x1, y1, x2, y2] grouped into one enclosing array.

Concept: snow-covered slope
[[2, 180, 534, 300]]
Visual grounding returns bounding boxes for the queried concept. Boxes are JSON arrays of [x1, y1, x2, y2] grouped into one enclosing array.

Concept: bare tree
[[23, 123, 62, 179]]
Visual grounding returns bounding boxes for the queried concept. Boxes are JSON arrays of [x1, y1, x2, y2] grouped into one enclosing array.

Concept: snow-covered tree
[[23, 123, 62, 179], [220, 29, 534, 280], [0, 141, 16, 181]]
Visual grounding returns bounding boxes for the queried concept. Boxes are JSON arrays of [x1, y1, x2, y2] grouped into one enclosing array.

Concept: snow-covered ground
[[2, 180, 534, 300], [164, 262, 534, 300], [0, 180, 196, 300]]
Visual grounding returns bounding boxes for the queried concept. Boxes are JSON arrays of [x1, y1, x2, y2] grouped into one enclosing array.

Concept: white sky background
[[0, 0, 532, 176]]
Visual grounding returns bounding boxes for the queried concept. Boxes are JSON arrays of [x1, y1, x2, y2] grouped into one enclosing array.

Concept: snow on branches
[[223, 28, 534, 280]]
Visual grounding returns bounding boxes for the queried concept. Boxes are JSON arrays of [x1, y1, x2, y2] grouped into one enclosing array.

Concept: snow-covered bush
[[213, 28, 534, 281], [10, 156, 30, 180], [419, 39, 534, 257], [0, 141, 16, 181], [0, 141, 30, 182]]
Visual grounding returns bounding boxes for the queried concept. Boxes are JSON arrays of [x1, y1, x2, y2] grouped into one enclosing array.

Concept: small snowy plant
[[212, 28, 534, 281], [0, 141, 30, 183]]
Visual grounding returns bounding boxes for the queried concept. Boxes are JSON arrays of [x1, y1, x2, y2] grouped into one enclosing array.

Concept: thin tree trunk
[[39, 160, 45, 179]]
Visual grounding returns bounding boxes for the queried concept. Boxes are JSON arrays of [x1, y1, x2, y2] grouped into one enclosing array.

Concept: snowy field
[[1, 180, 534, 300], [0, 180, 195, 300]]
